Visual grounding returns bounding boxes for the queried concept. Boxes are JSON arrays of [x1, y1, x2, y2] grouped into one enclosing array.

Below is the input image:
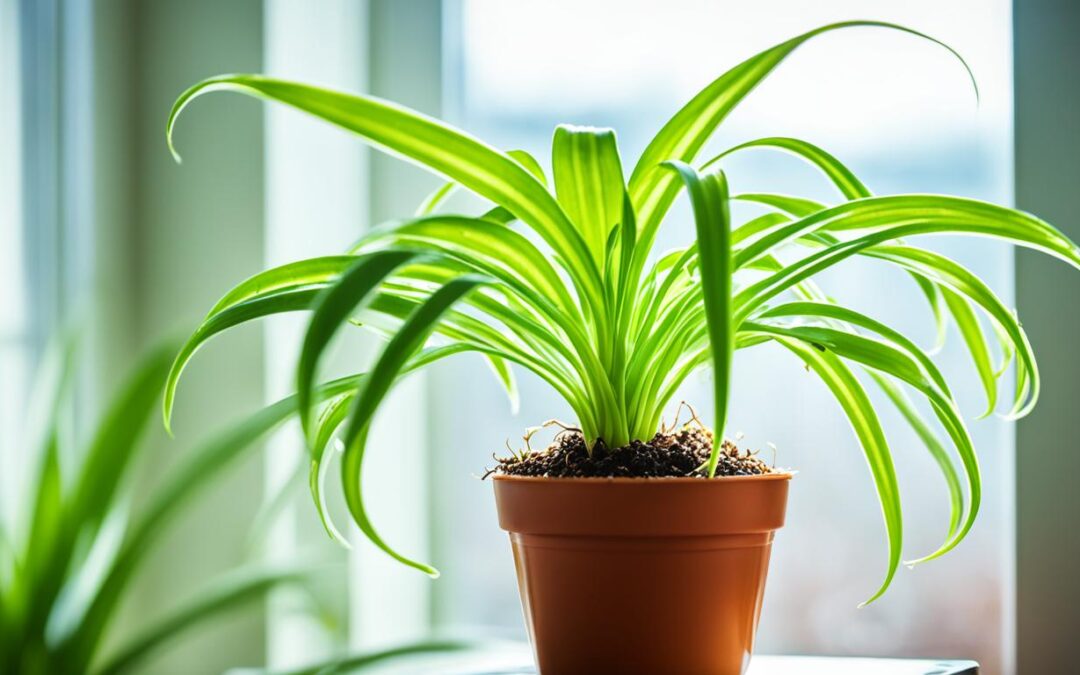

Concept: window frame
[[1013, 1, 1080, 673]]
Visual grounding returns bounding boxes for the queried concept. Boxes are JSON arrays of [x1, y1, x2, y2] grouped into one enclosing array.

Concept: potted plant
[[162, 21, 1080, 675]]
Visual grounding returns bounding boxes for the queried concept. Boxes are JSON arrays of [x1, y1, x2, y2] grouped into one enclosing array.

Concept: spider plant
[[0, 337, 356, 674], [163, 21, 1080, 603]]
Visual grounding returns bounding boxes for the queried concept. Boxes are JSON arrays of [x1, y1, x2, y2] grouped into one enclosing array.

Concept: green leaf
[[92, 566, 309, 675], [164, 287, 323, 432], [870, 372, 964, 546], [64, 374, 364, 670], [171, 258, 360, 408], [168, 75, 604, 315], [663, 162, 733, 476], [745, 324, 932, 395], [309, 393, 357, 548], [864, 244, 1040, 418], [630, 21, 976, 260], [338, 277, 486, 576], [21, 438, 62, 618], [734, 196, 1080, 325], [298, 251, 423, 441], [13, 331, 82, 659], [704, 137, 871, 199], [414, 148, 546, 216], [69, 343, 175, 541], [246, 457, 309, 554], [775, 339, 901, 605], [363, 291, 591, 419], [552, 125, 626, 267], [613, 192, 639, 349], [734, 192, 826, 217], [362, 216, 579, 320], [630, 244, 698, 344], [415, 181, 459, 216], [24, 346, 175, 663], [758, 302, 950, 395], [747, 321, 980, 568], [209, 256, 355, 316], [507, 148, 548, 185], [269, 639, 495, 675], [304, 345, 500, 551], [732, 212, 793, 246], [912, 273, 949, 354], [940, 286, 997, 417], [485, 353, 519, 414]]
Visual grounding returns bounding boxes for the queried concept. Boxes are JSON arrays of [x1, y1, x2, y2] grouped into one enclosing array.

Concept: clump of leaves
[[0, 338, 358, 674], [163, 21, 1080, 602]]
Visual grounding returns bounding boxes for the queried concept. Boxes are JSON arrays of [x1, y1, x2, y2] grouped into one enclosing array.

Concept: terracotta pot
[[493, 474, 791, 675]]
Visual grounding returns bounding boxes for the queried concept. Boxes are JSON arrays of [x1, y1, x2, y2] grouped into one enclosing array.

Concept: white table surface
[[346, 646, 979, 674]]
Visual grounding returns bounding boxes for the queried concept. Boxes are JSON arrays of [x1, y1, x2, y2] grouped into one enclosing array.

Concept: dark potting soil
[[490, 426, 776, 478]]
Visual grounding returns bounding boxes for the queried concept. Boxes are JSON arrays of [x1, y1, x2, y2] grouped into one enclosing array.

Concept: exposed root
[[682, 401, 707, 432], [542, 419, 581, 444]]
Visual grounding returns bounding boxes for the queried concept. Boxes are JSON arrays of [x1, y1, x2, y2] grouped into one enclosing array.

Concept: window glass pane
[[1, 0, 25, 337], [435, 1, 1011, 672], [0, 0, 29, 526]]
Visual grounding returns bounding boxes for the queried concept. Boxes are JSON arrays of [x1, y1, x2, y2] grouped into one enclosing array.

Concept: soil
[[489, 425, 777, 479]]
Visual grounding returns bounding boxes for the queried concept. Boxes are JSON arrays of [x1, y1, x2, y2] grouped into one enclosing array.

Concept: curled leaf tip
[[426, 568, 441, 580], [162, 407, 175, 438], [903, 543, 956, 567], [857, 579, 892, 608], [166, 122, 183, 164]]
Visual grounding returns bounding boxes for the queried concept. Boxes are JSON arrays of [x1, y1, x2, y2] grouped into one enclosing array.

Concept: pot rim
[[493, 470, 792, 536], [491, 471, 794, 484]]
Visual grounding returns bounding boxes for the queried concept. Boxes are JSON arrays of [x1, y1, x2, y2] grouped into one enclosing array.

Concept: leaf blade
[[775, 339, 902, 604], [338, 277, 487, 575], [663, 162, 733, 475]]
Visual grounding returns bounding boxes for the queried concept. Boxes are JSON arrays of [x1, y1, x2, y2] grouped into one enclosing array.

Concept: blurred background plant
[[0, 335, 344, 674]]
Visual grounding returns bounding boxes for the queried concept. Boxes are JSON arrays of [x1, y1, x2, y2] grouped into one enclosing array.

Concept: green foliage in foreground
[[0, 341, 357, 674], [164, 21, 1080, 602], [249, 638, 508, 675]]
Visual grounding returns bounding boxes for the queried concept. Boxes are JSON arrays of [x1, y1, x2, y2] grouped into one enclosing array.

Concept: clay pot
[[493, 474, 791, 675]]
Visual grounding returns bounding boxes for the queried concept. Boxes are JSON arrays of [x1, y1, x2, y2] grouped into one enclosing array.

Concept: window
[[0, 0, 28, 527], [431, 1, 1013, 672], [1, 0, 76, 525]]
